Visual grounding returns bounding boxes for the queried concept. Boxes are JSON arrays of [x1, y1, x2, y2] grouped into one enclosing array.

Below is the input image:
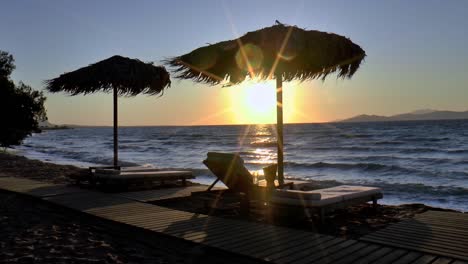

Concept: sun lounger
[[202, 152, 383, 221], [91, 168, 194, 187], [271, 185, 383, 221], [203, 152, 293, 193]]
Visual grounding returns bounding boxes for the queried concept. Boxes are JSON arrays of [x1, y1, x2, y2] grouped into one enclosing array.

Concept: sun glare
[[225, 80, 298, 124]]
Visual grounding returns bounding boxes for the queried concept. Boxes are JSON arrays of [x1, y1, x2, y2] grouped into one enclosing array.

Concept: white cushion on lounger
[[273, 189, 321, 200], [94, 169, 120, 175], [270, 185, 382, 207]]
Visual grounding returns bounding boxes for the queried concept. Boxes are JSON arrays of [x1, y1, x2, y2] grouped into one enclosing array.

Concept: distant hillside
[[38, 120, 71, 130], [340, 110, 468, 123], [38, 120, 53, 128]]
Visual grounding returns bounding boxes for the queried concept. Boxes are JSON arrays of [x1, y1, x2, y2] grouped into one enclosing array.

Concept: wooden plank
[[431, 257, 454, 264], [89, 205, 173, 218], [291, 239, 358, 264], [363, 232, 468, 256], [314, 242, 369, 264], [391, 251, 424, 264], [347, 246, 393, 263], [118, 185, 224, 202], [367, 229, 468, 250], [244, 232, 327, 260], [452, 261, 468, 264], [263, 236, 338, 262], [156, 218, 225, 237], [413, 219, 468, 230], [0, 178, 86, 198], [331, 244, 382, 264], [110, 209, 193, 223], [411, 254, 438, 264], [393, 221, 468, 238], [364, 232, 468, 253], [421, 211, 468, 219], [197, 221, 286, 248], [167, 218, 240, 241], [371, 248, 408, 264], [89, 203, 167, 215], [415, 217, 468, 227], [204, 224, 293, 251], [0, 177, 54, 193], [234, 229, 323, 259], [415, 214, 468, 223], [110, 211, 185, 226], [137, 215, 212, 232], [275, 238, 349, 264], [417, 212, 468, 220], [416, 215, 468, 224], [361, 236, 468, 261], [45, 193, 138, 211]]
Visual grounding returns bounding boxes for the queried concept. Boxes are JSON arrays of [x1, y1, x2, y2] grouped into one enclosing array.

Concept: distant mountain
[[408, 109, 436, 115], [38, 120, 54, 127], [38, 120, 71, 130], [340, 110, 468, 123]]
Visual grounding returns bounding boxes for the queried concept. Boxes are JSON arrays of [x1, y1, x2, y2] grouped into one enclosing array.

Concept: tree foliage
[[0, 51, 47, 148]]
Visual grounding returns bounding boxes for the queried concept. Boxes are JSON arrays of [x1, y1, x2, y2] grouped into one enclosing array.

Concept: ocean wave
[[396, 147, 440, 153], [338, 133, 373, 138], [447, 149, 468, 154], [374, 141, 405, 145], [249, 141, 278, 147], [374, 182, 468, 197], [306, 146, 374, 152], [244, 160, 412, 173], [288, 161, 405, 171], [395, 136, 451, 142]]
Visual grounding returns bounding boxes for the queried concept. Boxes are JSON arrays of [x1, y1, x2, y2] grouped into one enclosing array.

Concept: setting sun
[[224, 80, 298, 124]]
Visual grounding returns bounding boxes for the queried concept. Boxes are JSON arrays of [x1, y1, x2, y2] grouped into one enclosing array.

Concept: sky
[[1, 0, 468, 126]]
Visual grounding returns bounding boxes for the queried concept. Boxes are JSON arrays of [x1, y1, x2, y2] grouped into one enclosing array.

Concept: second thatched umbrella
[[166, 22, 366, 184], [46, 55, 171, 167]]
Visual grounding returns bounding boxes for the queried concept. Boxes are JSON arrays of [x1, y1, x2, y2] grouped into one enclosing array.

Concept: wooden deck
[[361, 210, 468, 261], [119, 185, 225, 202], [1, 177, 467, 264]]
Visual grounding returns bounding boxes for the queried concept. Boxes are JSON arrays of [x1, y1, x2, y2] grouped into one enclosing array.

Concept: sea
[[17, 119, 468, 212]]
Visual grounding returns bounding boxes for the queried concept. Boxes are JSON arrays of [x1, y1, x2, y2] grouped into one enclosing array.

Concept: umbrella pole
[[276, 74, 284, 185], [113, 87, 118, 168]]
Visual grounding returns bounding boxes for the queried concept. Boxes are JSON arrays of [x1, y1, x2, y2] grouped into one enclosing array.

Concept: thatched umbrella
[[166, 22, 365, 184], [46, 55, 171, 167]]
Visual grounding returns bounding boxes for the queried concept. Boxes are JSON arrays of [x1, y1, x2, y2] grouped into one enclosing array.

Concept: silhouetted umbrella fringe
[[46, 55, 171, 96], [166, 22, 366, 184], [45, 55, 171, 167], [165, 23, 365, 85]]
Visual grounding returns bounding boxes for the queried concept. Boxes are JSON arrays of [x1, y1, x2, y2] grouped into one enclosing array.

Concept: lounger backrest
[[203, 152, 253, 193]]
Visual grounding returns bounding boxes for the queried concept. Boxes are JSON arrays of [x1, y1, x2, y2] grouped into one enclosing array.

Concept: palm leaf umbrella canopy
[[46, 55, 171, 167], [166, 22, 366, 184]]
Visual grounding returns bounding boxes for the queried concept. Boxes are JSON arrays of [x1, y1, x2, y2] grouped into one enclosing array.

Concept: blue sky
[[2, 0, 468, 125]]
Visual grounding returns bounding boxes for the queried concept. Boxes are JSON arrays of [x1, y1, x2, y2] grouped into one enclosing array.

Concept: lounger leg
[[372, 196, 378, 212], [320, 208, 325, 224], [207, 178, 220, 191], [240, 194, 250, 216], [182, 178, 186, 186]]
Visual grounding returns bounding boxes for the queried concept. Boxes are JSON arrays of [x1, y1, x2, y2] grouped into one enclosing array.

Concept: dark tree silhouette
[[0, 51, 47, 148]]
